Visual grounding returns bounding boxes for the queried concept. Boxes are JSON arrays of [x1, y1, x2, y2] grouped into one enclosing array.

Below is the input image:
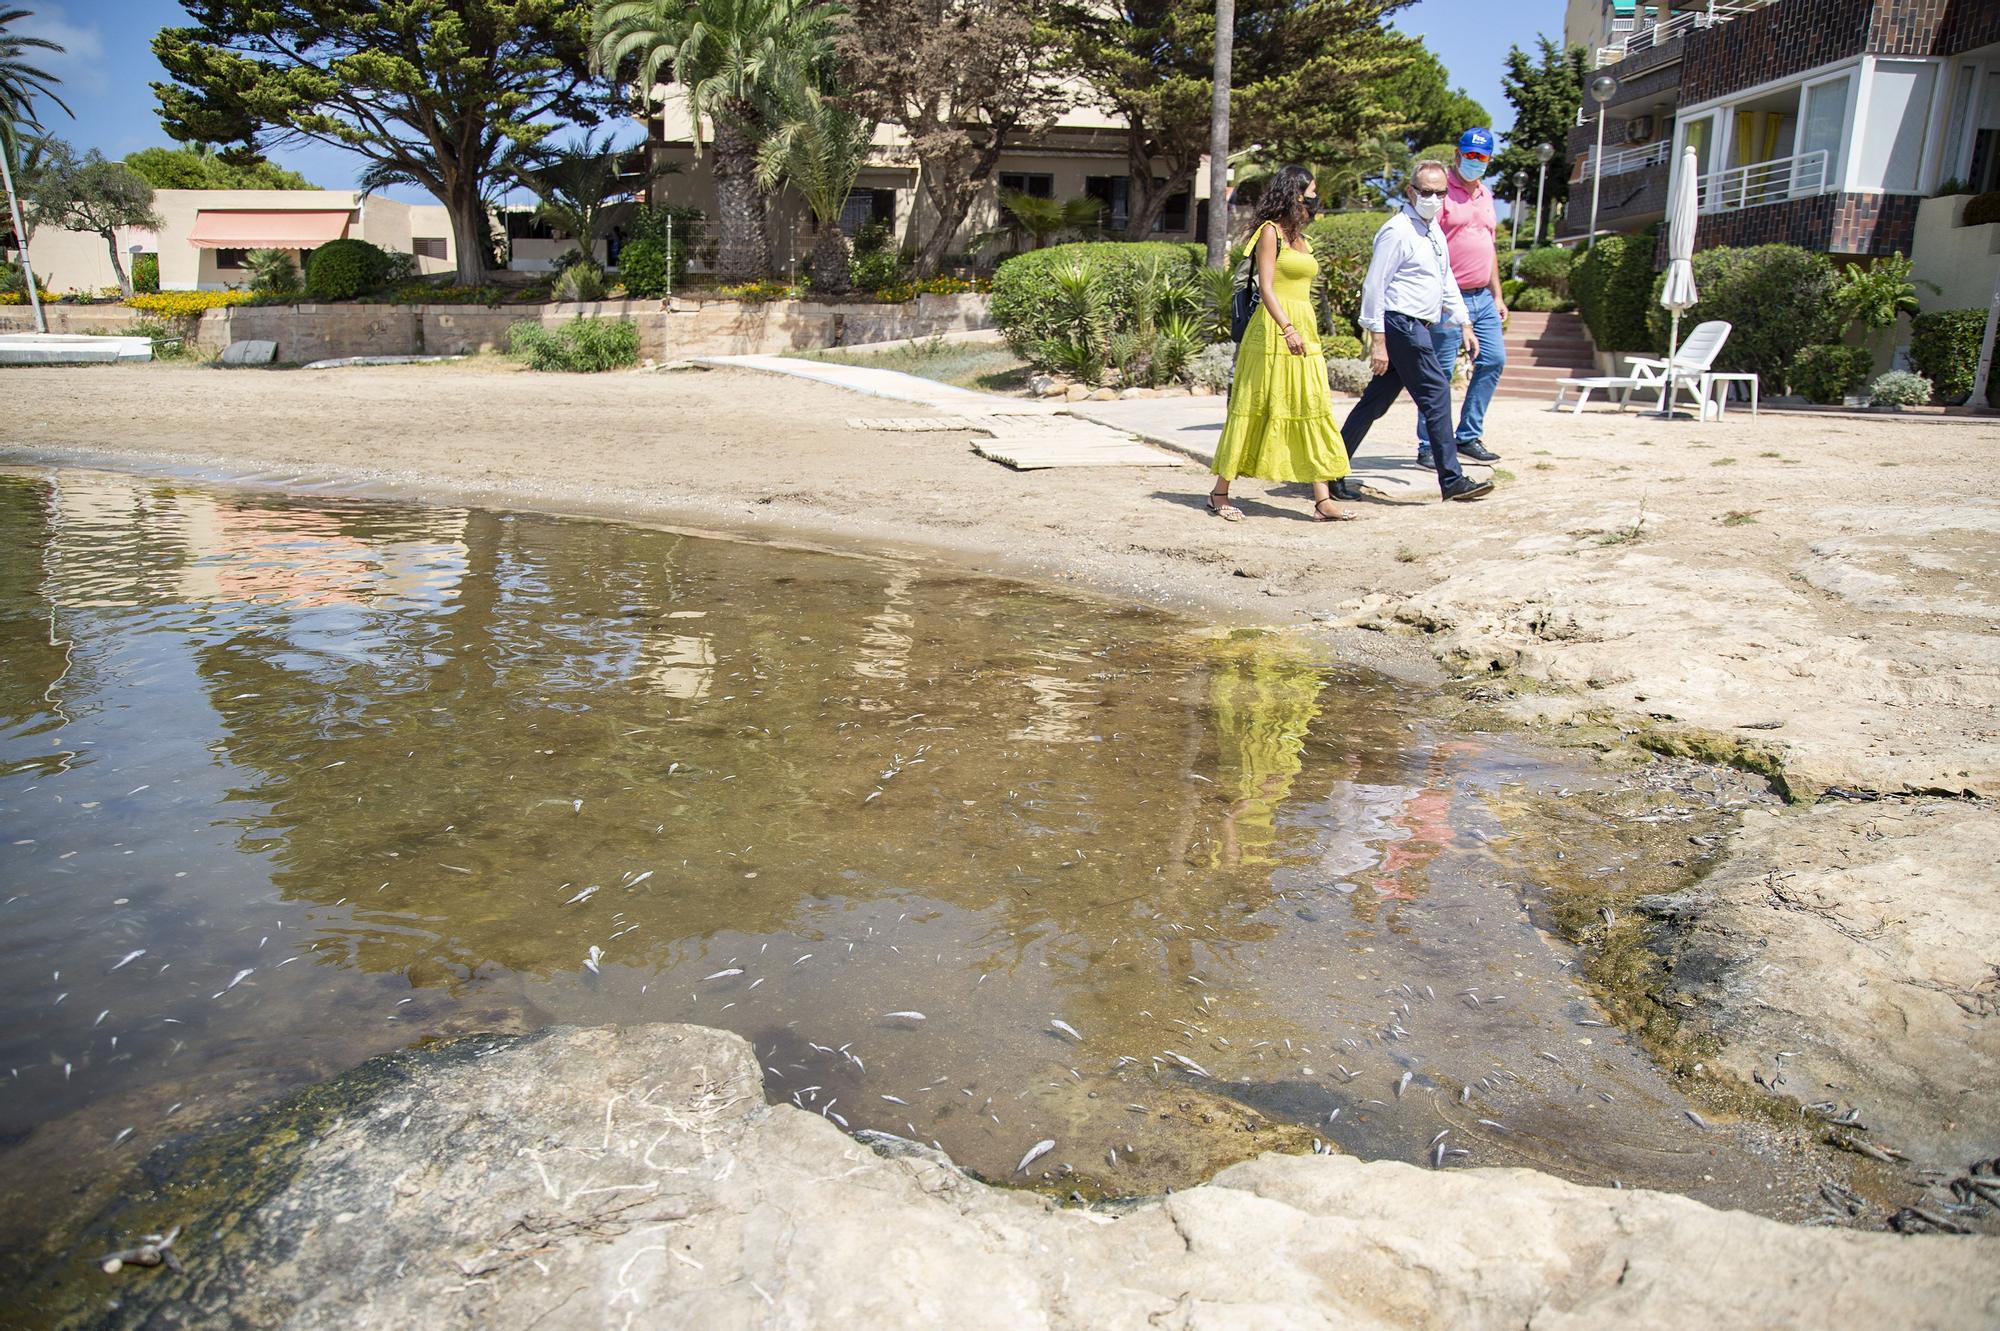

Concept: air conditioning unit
[[1623, 115, 1655, 145]]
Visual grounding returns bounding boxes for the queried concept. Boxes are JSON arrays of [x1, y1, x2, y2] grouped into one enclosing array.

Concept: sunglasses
[[1460, 151, 1491, 163], [1412, 187, 1448, 199]]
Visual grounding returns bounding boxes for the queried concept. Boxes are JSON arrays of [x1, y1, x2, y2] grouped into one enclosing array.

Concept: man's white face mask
[[1410, 190, 1444, 222]]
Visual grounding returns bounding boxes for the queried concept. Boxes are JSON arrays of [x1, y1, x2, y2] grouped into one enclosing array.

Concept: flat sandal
[[1207, 490, 1244, 522], [1313, 497, 1357, 522]]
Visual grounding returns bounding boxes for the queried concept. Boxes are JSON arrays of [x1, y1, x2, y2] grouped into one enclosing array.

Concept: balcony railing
[[1595, 0, 1778, 68], [1590, 141, 1672, 180], [1696, 150, 1830, 212]]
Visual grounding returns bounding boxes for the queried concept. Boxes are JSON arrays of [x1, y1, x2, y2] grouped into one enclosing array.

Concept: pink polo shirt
[[1440, 173, 1496, 292]]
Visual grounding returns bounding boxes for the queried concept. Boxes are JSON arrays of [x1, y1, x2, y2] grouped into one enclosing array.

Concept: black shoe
[[1442, 476, 1495, 502], [1332, 478, 1363, 502], [1416, 445, 1435, 471], [1458, 439, 1500, 462]]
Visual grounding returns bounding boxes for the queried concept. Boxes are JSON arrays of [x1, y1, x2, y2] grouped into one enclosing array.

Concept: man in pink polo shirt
[[1415, 127, 1507, 469]]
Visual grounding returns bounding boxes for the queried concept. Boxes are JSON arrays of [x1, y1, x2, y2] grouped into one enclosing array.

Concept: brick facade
[[1683, 192, 1921, 255], [1684, 0, 2000, 104], [1681, 0, 1871, 104]]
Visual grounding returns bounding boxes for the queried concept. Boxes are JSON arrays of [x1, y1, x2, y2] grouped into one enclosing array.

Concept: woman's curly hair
[[1254, 164, 1317, 235]]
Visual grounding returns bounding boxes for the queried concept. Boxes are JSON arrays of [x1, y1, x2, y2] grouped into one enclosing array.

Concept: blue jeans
[[1342, 312, 1466, 494], [1415, 288, 1506, 447]]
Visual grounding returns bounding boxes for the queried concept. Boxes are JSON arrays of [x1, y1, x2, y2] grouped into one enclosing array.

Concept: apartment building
[[643, 94, 1206, 274], [1567, 0, 2000, 283]]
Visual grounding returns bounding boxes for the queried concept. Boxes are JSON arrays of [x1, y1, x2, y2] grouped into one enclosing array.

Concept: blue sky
[[16, 0, 1568, 194]]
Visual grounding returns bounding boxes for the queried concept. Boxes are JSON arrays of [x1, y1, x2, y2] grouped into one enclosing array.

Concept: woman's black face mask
[[1302, 197, 1321, 217]]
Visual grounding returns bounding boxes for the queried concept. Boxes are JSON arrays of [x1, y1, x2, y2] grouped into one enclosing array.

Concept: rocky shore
[[33, 1025, 1999, 1330]]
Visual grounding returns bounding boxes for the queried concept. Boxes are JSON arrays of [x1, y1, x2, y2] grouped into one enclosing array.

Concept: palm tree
[[513, 131, 668, 270], [755, 82, 872, 292], [592, 0, 834, 282], [982, 191, 1102, 252], [2, 7, 70, 328]]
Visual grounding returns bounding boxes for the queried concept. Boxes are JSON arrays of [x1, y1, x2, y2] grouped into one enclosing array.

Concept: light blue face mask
[[1458, 156, 1488, 182]]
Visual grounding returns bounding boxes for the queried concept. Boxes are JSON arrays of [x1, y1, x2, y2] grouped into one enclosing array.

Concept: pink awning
[[187, 210, 352, 249]]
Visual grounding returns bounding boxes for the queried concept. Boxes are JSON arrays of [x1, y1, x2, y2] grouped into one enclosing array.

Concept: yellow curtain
[[1733, 111, 1755, 166]]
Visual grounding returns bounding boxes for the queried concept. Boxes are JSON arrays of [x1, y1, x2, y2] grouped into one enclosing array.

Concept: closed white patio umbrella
[[1649, 145, 1702, 421]]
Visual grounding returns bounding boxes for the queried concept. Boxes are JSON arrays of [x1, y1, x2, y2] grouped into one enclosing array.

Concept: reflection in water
[[0, 465, 1806, 1285]]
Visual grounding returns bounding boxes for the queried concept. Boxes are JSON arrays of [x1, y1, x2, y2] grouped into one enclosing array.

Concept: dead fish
[[584, 946, 604, 974], [704, 968, 744, 981], [225, 969, 252, 990], [565, 886, 599, 905], [1049, 1019, 1083, 1042], [1684, 1109, 1710, 1130], [883, 1011, 926, 1022], [881, 1094, 910, 1106], [1167, 1052, 1212, 1078], [109, 950, 146, 972], [1396, 1071, 1412, 1098], [1017, 1139, 1056, 1173], [1477, 1119, 1507, 1132]]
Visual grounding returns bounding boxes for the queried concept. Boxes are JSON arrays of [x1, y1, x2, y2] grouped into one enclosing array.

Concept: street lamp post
[[1587, 73, 1620, 249], [1509, 170, 1526, 269], [1533, 143, 1554, 248]]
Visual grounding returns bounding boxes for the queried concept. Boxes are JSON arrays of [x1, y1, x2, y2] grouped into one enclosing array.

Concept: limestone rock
[[56, 1024, 1998, 1330], [1064, 385, 1092, 402], [1028, 373, 1059, 397]]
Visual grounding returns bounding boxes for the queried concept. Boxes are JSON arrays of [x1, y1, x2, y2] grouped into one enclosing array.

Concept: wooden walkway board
[[972, 436, 1184, 470]]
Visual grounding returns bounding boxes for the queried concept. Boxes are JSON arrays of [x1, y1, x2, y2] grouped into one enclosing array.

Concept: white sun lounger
[[1552, 321, 1754, 421]]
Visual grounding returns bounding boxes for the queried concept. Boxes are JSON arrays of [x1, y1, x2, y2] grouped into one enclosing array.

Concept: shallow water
[[0, 464, 1809, 1273]]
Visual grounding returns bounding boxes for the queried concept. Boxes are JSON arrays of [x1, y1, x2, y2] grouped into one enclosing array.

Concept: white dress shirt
[[1357, 204, 1471, 333]]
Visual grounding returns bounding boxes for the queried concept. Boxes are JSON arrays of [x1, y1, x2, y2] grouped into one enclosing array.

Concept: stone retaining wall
[[1, 294, 989, 363]]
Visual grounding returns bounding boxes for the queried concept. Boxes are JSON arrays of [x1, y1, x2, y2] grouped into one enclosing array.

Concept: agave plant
[[1197, 265, 1235, 343], [553, 262, 612, 302], [1047, 260, 1109, 355], [1107, 329, 1147, 384]]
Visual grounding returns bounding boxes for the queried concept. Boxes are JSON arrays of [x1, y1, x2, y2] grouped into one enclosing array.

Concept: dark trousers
[[1341, 311, 1466, 493]]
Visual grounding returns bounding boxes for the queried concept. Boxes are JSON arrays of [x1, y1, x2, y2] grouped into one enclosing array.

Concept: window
[[1085, 176, 1130, 232], [1156, 182, 1191, 233], [1969, 70, 2000, 194], [837, 188, 897, 236], [213, 248, 249, 271], [504, 211, 556, 241], [1797, 74, 1851, 190], [998, 172, 1054, 200], [1854, 60, 1937, 193], [413, 237, 448, 260]]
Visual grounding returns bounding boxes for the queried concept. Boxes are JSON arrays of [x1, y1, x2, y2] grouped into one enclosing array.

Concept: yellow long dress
[[1211, 222, 1349, 484]]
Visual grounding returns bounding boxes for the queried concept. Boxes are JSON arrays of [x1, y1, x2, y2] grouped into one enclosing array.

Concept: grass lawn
[[801, 338, 1033, 394]]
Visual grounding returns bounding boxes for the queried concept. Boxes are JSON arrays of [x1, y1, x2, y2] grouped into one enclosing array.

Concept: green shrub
[[553, 263, 610, 302], [1305, 210, 1390, 332], [1512, 285, 1561, 312], [132, 253, 160, 294], [1326, 357, 1372, 394], [1150, 314, 1203, 385], [1515, 244, 1575, 298], [1909, 307, 1999, 405], [1646, 244, 1841, 395], [1869, 369, 1932, 407], [618, 205, 700, 296], [991, 241, 1202, 361], [1501, 277, 1525, 307], [1570, 226, 1658, 352], [617, 237, 670, 298], [1789, 344, 1874, 404], [508, 317, 640, 372], [1964, 191, 2000, 226], [1325, 333, 1364, 359], [304, 238, 393, 300], [1190, 342, 1234, 392]]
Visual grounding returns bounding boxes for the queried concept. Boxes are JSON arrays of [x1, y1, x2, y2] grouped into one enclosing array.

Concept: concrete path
[[1071, 394, 1490, 501], [692, 354, 1182, 470]]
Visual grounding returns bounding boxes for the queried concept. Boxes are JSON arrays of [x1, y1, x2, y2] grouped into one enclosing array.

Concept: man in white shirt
[[1336, 161, 1496, 503]]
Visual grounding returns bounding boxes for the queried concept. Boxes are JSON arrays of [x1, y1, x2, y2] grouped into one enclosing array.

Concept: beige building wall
[[20, 189, 457, 293], [1910, 195, 2000, 314]]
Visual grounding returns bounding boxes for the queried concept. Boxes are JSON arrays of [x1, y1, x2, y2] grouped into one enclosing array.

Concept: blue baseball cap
[[1457, 127, 1496, 156]]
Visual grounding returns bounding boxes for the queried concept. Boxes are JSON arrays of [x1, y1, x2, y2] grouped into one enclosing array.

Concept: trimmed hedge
[[1646, 244, 1841, 395], [990, 241, 1204, 356], [1571, 226, 1658, 352], [1791, 344, 1873, 404], [1512, 286, 1561, 312], [1514, 244, 1574, 298], [305, 238, 393, 300], [1306, 210, 1391, 331], [1909, 307, 1999, 405]]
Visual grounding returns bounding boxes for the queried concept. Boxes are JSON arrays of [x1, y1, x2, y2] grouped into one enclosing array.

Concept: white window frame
[[1941, 58, 1998, 190], [1677, 56, 1863, 194], [1795, 65, 1860, 194]]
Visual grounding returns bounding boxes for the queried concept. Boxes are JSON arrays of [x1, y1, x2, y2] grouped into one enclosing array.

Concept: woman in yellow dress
[[1207, 165, 1353, 523]]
